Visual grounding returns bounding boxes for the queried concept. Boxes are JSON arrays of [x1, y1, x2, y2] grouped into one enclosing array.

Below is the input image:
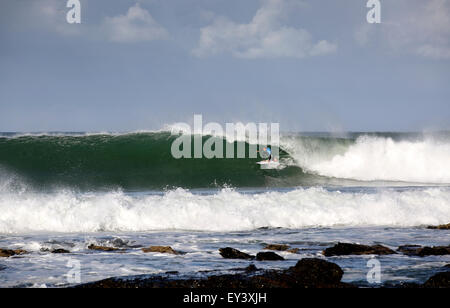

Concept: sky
[[0, 0, 449, 132]]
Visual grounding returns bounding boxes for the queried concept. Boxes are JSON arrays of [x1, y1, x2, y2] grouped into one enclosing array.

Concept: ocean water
[[0, 131, 449, 287]]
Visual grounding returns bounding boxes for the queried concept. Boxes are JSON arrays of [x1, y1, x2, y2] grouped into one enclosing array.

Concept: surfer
[[259, 147, 272, 162]]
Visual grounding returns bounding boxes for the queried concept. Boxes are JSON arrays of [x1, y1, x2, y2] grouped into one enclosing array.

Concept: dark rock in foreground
[[323, 243, 396, 256], [0, 249, 27, 258], [427, 223, 450, 230], [88, 244, 120, 252], [76, 258, 352, 288], [416, 246, 450, 257], [397, 245, 423, 256], [289, 258, 344, 285], [142, 246, 179, 255], [423, 271, 450, 288], [52, 249, 70, 254], [256, 252, 284, 261], [219, 247, 254, 260], [398, 245, 450, 257], [40, 247, 70, 253], [245, 264, 258, 272]]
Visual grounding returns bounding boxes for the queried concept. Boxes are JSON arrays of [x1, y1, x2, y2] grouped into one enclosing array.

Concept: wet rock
[[416, 246, 450, 257], [245, 264, 258, 273], [219, 247, 254, 260], [52, 249, 70, 254], [262, 244, 299, 253], [0, 249, 27, 258], [264, 244, 290, 251], [397, 245, 422, 256], [423, 271, 450, 288], [256, 252, 284, 261], [110, 238, 141, 248], [142, 246, 179, 255], [76, 258, 351, 288], [88, 244, 119, 252], [287, 258, 344, 286], [41, 248, 71, 254], [398, 245, 450, 257], [427, 223, 450, 230], [323, 243, 396, 256]]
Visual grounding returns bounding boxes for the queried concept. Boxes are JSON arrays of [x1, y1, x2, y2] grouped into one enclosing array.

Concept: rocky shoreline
[[74, 243, 450, 288], [74, 256, 449, 288], [1, 224, 449, 288]]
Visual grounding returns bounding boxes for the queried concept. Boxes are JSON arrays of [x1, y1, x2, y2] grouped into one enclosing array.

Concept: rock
[[263, 244, 299, 253], [0, 249, 27, 258], [245, 264, 258, 273], [397, 245, 422, 256], [323, 243, 396, 256], [219, 247, 254, 260], [256, 252, 284, 261], [264, 244, 290, 251], [398, 245, 450, 257], [76, 258, 351, 288], [423, 271, 450, 288], [287, 258, 344, 286], [88, 244, 119, 252], [110, 238, 141, 248], [141, 246, 179, 255], [427, 223, 450, 230], [165, 271, 179, 275], [416, 246, 450, 257], [52, 249, 70, 254]]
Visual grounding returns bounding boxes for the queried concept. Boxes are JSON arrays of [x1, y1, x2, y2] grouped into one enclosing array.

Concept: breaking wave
[[0, 186, 449, 233]]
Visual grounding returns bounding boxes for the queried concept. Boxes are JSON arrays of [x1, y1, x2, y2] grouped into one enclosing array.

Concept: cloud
[[356, 0, 450, 59], [388, 0, 450, 59], [193, 0, 337, 59], [26, 0, 82, 36], [3, 1, 168, 44], [101, 3, 168, 43]]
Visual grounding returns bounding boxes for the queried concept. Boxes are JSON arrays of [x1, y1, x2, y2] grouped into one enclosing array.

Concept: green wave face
[[0, 133, 301, 191]]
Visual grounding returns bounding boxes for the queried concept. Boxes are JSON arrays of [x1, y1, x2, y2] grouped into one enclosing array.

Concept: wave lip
[[0, 187, 449, 233]]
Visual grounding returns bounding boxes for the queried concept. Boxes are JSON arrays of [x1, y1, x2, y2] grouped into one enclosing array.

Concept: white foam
[[283, 135, 450, 184], [0, 187, 449, 233]]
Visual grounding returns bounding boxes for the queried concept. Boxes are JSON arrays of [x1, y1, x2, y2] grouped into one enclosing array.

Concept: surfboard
[[257, 161, 280, 169]]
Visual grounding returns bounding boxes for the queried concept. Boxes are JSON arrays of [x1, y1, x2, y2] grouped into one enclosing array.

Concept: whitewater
[[285, 135, 450, 184], [0, 130, 449, 287], [0, 187, 449, 233]]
